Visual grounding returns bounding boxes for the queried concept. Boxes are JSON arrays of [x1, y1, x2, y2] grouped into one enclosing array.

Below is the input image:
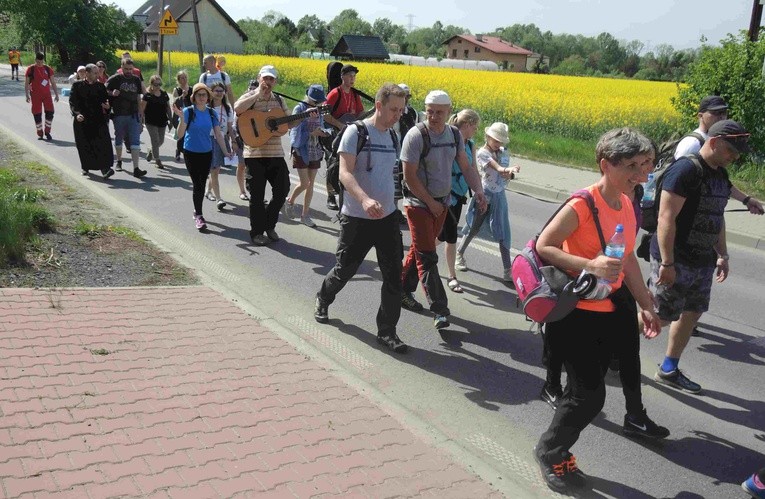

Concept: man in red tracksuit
[[24, 52, 59, 140]]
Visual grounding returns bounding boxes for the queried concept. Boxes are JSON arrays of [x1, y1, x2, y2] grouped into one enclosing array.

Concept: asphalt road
[[2, 72, 763, 498]]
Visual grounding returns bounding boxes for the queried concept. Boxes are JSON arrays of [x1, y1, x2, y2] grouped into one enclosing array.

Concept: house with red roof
[[442, 34, 534, 72]]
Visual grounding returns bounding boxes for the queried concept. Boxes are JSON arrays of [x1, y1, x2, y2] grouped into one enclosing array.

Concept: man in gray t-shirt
[[399, 90, 486, 330], [314, 84, 410, 354]]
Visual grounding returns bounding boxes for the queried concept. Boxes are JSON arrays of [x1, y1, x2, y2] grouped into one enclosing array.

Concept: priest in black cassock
[[70, 63, 114, 178]]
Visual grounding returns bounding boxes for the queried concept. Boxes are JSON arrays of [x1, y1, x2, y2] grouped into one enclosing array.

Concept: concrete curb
[[508, 180, 764, 251]]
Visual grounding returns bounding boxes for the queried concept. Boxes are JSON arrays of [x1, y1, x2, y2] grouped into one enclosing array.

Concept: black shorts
[[437, 203, 463, 244]]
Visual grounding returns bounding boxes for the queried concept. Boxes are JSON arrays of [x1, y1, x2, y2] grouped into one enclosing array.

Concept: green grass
[[0, 178, 54, 266], [74, 220, 142, 241]]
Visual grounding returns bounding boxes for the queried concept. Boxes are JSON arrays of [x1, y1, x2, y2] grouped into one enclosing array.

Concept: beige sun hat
[[485, 122, 510, 144]]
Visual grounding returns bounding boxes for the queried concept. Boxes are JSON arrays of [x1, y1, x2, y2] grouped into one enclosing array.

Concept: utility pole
[[749, 0, 763, 42], [191, 0, 204, 73], [156, 0, 165, 77]]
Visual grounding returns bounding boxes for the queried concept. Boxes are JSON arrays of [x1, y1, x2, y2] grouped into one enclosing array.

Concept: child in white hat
[[456, 122, 520, 281]]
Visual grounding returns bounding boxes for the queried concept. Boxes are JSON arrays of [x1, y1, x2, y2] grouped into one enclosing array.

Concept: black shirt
[[142, 90, 170, 127], [106, 73, 141, 116]]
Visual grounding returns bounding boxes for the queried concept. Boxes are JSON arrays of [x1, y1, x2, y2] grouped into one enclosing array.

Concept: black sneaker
[[533, 447, 570, 494], [103, 168, 115, 180], [326, 194, 339, 211], [266, 229, 279, 242], [434, 314, 450, 329], [401, 292, 423, 312], [314, 297, 329, 324], [146, 150, 153, 162], [654, 367, 702, 394], [540, 383, 563, 411], [115, 160, 123, 172], [45, 132, 52, 141], [623, 409, 670, 440], [561, 452, 587, 489], [377, 334, 408, 353], [133, 167, 147, 179]]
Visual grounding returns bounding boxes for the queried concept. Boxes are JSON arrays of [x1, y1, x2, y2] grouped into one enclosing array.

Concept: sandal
[[447, 278, 464, 293], [239, 193, 250, 201]]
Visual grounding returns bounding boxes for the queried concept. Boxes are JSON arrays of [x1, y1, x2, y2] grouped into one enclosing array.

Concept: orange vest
[[8, 51, 20, 65]]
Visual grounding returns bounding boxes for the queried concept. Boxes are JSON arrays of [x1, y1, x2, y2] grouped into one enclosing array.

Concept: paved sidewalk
[[0, 287, 501, 498]]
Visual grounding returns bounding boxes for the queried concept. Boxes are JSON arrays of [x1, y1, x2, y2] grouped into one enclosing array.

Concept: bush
[[0, 185, 53, 265]]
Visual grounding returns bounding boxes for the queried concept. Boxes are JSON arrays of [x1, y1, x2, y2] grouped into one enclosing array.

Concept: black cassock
[[69, 80, 114, 172]]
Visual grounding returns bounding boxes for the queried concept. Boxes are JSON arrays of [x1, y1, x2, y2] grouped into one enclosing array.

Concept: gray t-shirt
[[339, 120, 398, 219], [400, 124, 463, 207]]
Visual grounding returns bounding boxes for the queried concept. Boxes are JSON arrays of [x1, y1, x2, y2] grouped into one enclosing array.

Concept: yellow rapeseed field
[[132, 51, 681, 141]]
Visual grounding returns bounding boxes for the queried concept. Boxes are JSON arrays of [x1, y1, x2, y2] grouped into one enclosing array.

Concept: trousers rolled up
[[318, 211, 403, 337], [245, 157, 290, 237], [401, 205, 449, 315]]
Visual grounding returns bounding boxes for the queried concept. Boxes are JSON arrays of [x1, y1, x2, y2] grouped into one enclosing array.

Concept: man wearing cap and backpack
[[399, 90, 486, 330], [649, 119, 755, 394], [199, 54, 235, 105], [324, 64, 365, 211]]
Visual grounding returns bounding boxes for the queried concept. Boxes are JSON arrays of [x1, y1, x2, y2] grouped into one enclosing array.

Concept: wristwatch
[[717, 254, 729, 261]]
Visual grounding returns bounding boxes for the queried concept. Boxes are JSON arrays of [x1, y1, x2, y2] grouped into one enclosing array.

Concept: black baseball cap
[[698, 95, 728, 113], [708, 119, 751, 154], [341, 64, 359, 75]]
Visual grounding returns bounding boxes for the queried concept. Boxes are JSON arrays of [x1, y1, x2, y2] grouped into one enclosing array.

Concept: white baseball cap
[[424, 90, 451, 106], [258, 65, 278, 78]]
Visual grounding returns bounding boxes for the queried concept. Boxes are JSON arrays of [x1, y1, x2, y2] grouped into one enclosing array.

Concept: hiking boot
[[252, 234, 270, 246], [455, 252, 468, 271], [217, 200, 227, 211], [314, 297, 329, 324], [434, 314, 450, 330], [193, 214, 207, 231], [540, 383, 563, 411], [654, 367, 702, 394], [300, 215, 316, 228], [623, 409, 670, 440], [401, 292, 423, 312], [377, 334, 408, 353], [266, 229, 280, 242], [103, 168, 115, 180], [115, 160, 123, 172], [742, 473, 765, 499], [146, 150, 153, 162], [533, 447, 571, 494], [133, 167, 147, 178], [326, 194, 339, 211]]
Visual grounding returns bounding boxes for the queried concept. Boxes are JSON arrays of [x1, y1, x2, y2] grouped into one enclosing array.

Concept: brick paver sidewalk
[[0, 287, 501, 498]]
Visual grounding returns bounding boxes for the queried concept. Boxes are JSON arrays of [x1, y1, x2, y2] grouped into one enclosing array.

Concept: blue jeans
[[112, 114, 142, 147]]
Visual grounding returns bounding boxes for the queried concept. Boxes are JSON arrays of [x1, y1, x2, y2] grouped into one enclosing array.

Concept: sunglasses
[[213, 88, 225, 93]]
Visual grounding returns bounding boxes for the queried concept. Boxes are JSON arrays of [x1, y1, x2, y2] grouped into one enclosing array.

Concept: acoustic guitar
[[237, 104, 329, 148]]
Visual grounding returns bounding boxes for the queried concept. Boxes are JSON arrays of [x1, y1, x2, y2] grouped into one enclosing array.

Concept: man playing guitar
[[323, 64, 365, 210]]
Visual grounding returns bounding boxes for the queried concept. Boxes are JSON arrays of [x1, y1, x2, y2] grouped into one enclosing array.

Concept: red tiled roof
[[443, 35, 533, 56]]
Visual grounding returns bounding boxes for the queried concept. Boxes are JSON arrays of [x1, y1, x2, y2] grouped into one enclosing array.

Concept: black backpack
[[326, 120, 399, 217]]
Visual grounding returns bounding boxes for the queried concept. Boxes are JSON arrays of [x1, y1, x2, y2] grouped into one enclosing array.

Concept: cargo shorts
[[648, 259, 714, 321]]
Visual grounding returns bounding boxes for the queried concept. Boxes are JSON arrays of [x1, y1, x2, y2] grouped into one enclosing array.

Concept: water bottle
[[600, 224, 625, 285], [641, 173, 656, 208], [498, 147, 510, 168]]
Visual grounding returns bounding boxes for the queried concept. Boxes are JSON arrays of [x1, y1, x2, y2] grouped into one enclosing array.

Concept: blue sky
[[113, 0, 756, 50]]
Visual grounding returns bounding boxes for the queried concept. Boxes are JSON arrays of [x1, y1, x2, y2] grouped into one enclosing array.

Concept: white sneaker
[[300, 215, 316, 228], [455, 253, 468, 271]]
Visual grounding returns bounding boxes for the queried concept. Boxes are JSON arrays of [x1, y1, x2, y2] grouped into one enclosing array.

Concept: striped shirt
[[238, 92, 289, 159]]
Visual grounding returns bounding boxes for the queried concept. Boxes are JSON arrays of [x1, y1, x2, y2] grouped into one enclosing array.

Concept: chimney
[[475, 34, 483, 42]]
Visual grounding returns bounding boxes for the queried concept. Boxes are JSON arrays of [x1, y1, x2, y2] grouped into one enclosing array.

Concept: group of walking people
[[16, 51, 765, 497]]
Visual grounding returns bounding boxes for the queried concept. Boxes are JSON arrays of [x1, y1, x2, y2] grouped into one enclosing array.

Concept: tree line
[[241, 10, 698, 81]]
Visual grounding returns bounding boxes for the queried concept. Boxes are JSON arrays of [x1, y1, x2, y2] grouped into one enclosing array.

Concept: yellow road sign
[[159, 9, 178, 35]]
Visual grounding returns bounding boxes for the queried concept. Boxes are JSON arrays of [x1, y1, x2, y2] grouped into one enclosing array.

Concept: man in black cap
[[650, 119, 755, 394], [323, 64, 365, 210]]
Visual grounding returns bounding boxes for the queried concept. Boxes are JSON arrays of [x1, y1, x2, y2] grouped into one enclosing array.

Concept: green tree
[[552, 54, 588, 75], [0, 0, 140, 71], [327, 9, 372, 49]]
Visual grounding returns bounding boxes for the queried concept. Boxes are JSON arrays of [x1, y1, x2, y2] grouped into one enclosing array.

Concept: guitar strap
[[273, 91, 311, 107]]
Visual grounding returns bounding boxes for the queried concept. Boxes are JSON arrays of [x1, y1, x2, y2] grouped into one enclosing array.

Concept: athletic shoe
[[654, 367, 702, 394], [156, 160, 165, 170], [146, 150, 153, 162], [314, 297, 329, 324], [326, 194, 339, 211], [533, 447, 571, 494], [540, 383, 563, 411], [133, 167, 147, 179], [401, 292, 423, 312], [217, 200, 227, 211], [562, 453, 587, 489], [175, 152, 181, 162], [115, 160, 123, 172], [455, 253, 468, 271], [45, 132, 52, 141], [742, 473, 765, 499], [623, 409, 670, 439], [300, 215, 316, 228], [434, 314, 450, 330], [103, 168, 115, 180], [205, 191, 216, 201], [282, 201, 296, 219], [377, 334, 408, 353], [251, 234, 270, 246], [194, 214, 207, 231], [81, 169, 89, 176], [266, 229, 280, 242]]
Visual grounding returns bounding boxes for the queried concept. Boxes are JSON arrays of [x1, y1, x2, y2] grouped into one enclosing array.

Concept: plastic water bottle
[[641, 173, 656, 208], [600, 224, 625, 285], [498, 147, 510, 168]]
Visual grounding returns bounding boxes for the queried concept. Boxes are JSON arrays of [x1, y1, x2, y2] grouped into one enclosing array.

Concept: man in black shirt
[[106, 59, 147, 178]]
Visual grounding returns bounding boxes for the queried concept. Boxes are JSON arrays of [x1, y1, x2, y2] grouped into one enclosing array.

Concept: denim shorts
[[112, 114, 142, 147], [211, 137, 231, 169], [648, 259, 714, 321]]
